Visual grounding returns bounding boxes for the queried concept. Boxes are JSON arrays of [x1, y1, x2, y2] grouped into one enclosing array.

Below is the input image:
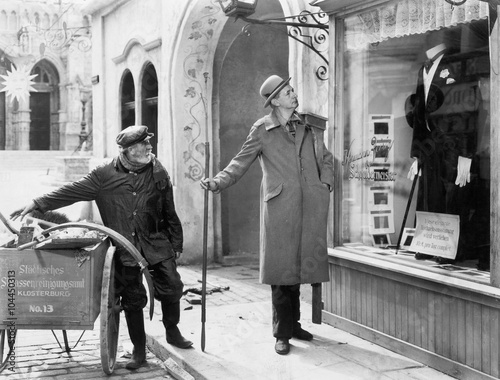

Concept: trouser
[[115, 257, 184, 333], [271, 284, 301, 339], [115, 257, 184, 310]]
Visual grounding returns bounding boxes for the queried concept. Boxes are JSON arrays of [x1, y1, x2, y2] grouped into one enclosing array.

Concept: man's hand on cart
[[10, 201, 37, 221]]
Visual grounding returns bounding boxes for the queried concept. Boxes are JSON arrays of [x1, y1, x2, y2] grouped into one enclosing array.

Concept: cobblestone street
[[2, 313, 173, 379]]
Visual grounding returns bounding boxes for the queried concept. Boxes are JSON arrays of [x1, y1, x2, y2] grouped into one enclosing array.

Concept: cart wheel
[[100, 245, 120, 375]]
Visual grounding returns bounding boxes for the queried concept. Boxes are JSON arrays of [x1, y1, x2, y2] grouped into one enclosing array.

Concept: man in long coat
[[201, 75, 334, 355]]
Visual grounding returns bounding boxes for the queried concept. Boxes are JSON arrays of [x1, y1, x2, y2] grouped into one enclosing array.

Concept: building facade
[[84, 0, 329, 263], [0, 0, 92, 152], [86, 0, 500, 378]]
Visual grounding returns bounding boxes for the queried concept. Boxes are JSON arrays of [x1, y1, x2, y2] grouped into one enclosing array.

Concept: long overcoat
[[214, 111, 334, 285]]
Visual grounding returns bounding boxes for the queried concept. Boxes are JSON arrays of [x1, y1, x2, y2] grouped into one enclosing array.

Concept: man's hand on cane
[[200, 178, 219, 193]]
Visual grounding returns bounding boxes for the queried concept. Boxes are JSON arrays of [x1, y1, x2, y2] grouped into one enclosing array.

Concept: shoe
[[166, 326, 193, 349], [275, 338, 290, 355], [125, 348, 146, 370], [293, 327, 313, 341], [414, 253, 433, 260]]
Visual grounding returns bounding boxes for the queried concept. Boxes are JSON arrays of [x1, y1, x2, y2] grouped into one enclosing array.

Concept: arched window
[[9, 11, 16, 31], [0, 11, 7, 30], [21, 10, 29, 28], [141, 62, 158, 153], [120, 70, 135, 130], [42, 13, 50, 29], [52, 14, 59, 28], [34, 12, 40, 30]]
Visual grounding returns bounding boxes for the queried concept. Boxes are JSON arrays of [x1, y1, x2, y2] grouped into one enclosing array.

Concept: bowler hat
[[116, 125, 154, 148], [260, 75, 291, 108]]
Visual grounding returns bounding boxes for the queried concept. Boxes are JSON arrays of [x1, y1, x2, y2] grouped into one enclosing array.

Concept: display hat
[[116, 125, 154, 148], [260, 75, 291, 108]]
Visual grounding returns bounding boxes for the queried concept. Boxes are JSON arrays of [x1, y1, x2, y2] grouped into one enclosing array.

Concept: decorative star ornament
[[0, 65, 37, 104]]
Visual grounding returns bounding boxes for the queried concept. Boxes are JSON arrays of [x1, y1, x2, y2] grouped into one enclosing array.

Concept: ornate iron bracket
[[239, 11, 329, 81]]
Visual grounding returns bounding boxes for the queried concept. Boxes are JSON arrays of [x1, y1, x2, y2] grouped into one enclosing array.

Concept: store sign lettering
[[342, 139, 397, 181], [0, 264, 84, 298]]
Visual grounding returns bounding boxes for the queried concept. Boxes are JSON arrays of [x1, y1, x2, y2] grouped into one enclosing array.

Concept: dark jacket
[[34, 157, 183, 266], [407, 54, 479, 214]]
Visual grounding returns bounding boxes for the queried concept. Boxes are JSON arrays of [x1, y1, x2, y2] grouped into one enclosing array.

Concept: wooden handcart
[[0, 221, 153, 375]]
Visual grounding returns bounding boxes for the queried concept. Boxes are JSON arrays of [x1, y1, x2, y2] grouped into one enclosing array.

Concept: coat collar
[[265, 110, 302, 131]]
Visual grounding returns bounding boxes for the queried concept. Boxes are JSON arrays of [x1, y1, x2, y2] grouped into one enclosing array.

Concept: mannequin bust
[[426, 43, 446, 60]]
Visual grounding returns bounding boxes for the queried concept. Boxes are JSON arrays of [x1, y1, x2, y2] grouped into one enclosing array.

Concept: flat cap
[[260, 75, 291, 108], [116, 125, 153, 148]]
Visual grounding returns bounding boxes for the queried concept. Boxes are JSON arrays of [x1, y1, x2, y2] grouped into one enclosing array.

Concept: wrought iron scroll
[[240, 11, 330, 81], [287, 11, 329, 81]]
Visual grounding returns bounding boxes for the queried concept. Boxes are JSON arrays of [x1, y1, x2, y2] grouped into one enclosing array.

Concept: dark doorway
[[214, 0, 289, 256], [29, 92, 50, 150], [141, 63, 158, 155]]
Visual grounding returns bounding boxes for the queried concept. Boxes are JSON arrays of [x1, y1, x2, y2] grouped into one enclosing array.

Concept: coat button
[[131, 232, 135, 236], [133, 211, 137, 216], [133, 192, 137, 196]]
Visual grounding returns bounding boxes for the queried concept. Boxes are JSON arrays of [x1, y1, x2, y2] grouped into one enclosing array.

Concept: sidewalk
[[146, 264, 457, 380]]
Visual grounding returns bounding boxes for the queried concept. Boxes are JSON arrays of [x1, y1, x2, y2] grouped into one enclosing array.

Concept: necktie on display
[[424, 50, 446, 74], [424, 59, 433, 73]]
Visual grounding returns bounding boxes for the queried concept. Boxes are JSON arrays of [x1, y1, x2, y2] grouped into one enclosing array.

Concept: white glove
[[455, 156, 471, 187], [407, 159, 421, 180]]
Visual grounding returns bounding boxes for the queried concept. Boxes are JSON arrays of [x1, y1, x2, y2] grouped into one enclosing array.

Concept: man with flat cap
[[12, 125, 193, 369], [201, 75, 334, 355]]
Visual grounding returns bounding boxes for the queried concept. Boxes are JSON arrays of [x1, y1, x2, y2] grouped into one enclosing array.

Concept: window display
[[340, 0, 490, 270]]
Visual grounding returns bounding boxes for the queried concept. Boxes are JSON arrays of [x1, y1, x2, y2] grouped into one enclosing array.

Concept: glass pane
[[341, 10, 490, 268]]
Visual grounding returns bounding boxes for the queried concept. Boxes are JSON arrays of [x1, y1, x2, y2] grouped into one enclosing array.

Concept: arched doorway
[[214, 0, 289, 256], [120, 69, 135, 130], [141, 62, 158, 155], [30, 60, 59, 150]]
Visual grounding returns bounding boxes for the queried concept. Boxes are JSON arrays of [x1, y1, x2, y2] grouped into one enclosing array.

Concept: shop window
[[340, 0, 490, 271]]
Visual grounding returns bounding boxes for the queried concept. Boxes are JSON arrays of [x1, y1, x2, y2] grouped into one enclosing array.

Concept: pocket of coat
[[264, 183, 283, 202]]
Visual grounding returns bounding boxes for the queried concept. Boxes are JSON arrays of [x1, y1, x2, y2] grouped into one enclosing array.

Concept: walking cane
[[395, 169, 419, 254], [201, 142, 210, 352]]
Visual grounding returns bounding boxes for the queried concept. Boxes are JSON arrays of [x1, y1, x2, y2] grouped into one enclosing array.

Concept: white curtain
[[345, 0, 489, 50]]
